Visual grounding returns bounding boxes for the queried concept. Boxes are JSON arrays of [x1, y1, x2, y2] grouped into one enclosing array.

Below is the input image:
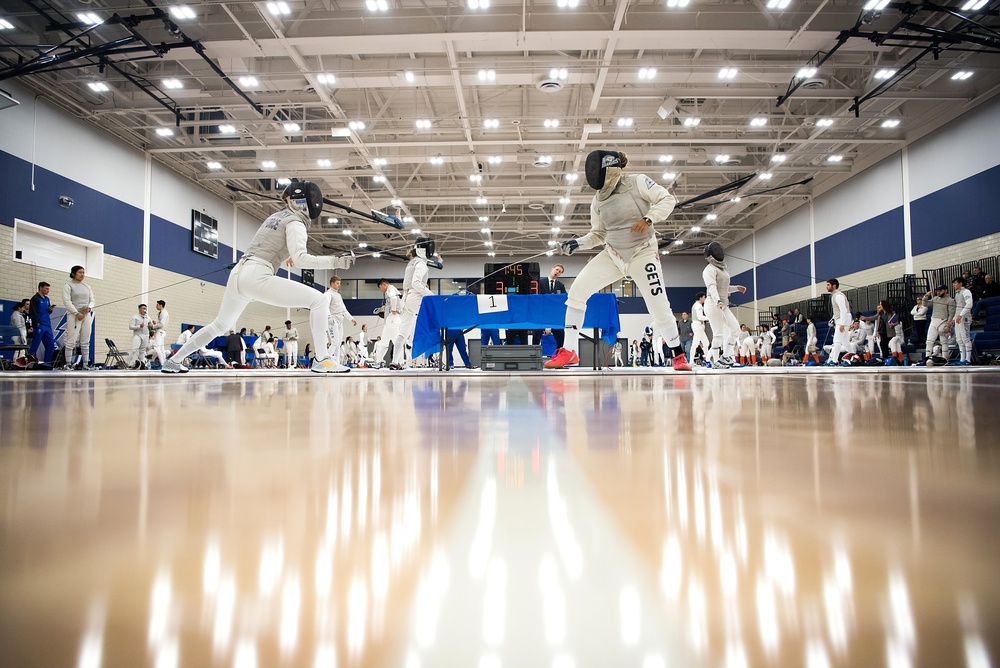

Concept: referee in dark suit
[[532, 263, 567, 348]]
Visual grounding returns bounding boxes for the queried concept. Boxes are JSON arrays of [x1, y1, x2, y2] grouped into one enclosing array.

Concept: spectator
[[780, 318, 790, 347], [677, 311, 693, 360], [782, 330, 803, 364], [982, 274, 999, 299], [282, 320, 298, 368], [793, 308, 804, 324], [226, 330, 244, 366], [28, 282, 56, 365], [639, 331, 653, 366], [910, 297, 928, 345], [446, 329, 473, 368], [531, 263, 568, 347], [9, 299, 28, 344], [969, 266, 986, 301]]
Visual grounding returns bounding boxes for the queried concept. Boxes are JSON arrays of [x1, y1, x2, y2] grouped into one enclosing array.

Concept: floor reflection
[[0, 373, 997, 667]]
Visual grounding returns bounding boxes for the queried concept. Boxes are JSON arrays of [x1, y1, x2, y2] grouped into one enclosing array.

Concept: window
[[12, 219, 104, 279]]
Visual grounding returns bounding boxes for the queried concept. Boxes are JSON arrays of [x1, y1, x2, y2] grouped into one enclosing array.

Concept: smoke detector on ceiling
[[536, 79, 565, 93]]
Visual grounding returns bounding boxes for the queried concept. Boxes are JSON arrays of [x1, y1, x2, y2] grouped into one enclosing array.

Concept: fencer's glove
[[559, 239, 579, 256], [333, 254, 355, 270]]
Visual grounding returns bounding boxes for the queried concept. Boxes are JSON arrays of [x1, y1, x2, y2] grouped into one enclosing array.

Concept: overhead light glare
[[331, 127, 352, 137], [691, 226, 701, 233], [550, 68, 569, 80], [683, 117, 701, 127], [559, 197, 570, 204], [487, 251, 496, 257], [343, 229, 353, 236], [565, 174, 578, 182], [470, 174, 483, 182], [484, 241, 494, 247], [715, 154, 730, 163], [537, 155, 553, 164], [0, 18, 13, 29], [77, 12, 102, 25], [359, 242, 368, 248], [544, 119, 560, 128], [554, 215, 564, 222], [665, 0, 690, 7], [638, 67, 657, 80], [415, 119, 432, 129], [373, 158, 388, 166], [766, 0, 791, 8], [373, 175, 385, 183], [317, 159, 331, 167], [429, 156, 444, 165], [476, 197, 488, 205], [405, 219, 416, 225], [556, 0, 580, 8], [863, 0, 890, 9], [162, 78, 184, 89], [478, 69, 496, 82], [239, 76, 259, 88], [759, 173, 773, 180], [483, 118, 500, 128], [827, 155, 843, 162], [881, 119, 900, 128], [817, 118, 834, 127], [276, 178, 291, 186], [797, 67, 817, 78], [317, 73, 336, 84], [718, 67, 738, 79], [487, 155, 502, 164], [283, 122, 300, 132], [480, 228, 491, 234], [155, 127, 174, 137], [659, 155, 674, 163], [267, 2, 291, 15], [88, 82, 109, 92], [951, 70, 974, 80], [169, 5, 197, 20], [218, 124, 237, 134], [206, 161, 222, 170], [391, 199, 402, 206], [962, 0, 987, 9], [348, 121, 365, 131], [749, 117, 768, 127], [260, 160, 277, 169], [662, 172, 677, 181], [874, 68, 897, 80], [479, 216, 489, 222], [673, 239, 684, 245], [771, 154, 787, 163], [706, 214, 718, 220], [616, 117, 634, 127]]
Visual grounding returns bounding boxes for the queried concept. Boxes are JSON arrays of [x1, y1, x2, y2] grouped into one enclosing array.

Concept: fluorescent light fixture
[[537, 155, 553, 164], [797, 67, 817, 78], [683, 117, 701, 127], [470, 174, 483, 182], [691, 226, 701, 232], [673, 239, 684, 245], [817, 118, 834, 127], [665, 0, 690, 7], [155, 127, 174, 137], [0, 18, 13, 29], [952, 70, 974, 80], [556, 0, 580, 7], [77, 12, 102, 25], [662, 172, 677, 181], [330, 127, 352, 137], [373, 158, 388, 166], [348, 120, 365, 130], [616, 117, 633, 127], [478, 69, 496, 82], [715, 154, 730, 163], [962, 0, 988, 9], [484, 241, 494, 247], [170, 5, 197, 20], [415, 119, 431, 129], [404, 71, 415, 82], [479, 216, 489, 222], [554, 215, 564, 222], [87, 82, 109, 92], [429, 156, 444, 165], [706, 214, 718, 220], [373, 252, 382, 258], [218, 124, 237, 134], [267, 2, 291, 15], [373, 175, 385, 183], [771, 154, 787, 163], [544, 119, 560, 128], [239, 76, 258, 88], [827, 155, 843, 162], [659, 155, 674, 163], [283, 122, 300, 132], [391, 198, 402, 206], [476, 197, 488, 204], [749, 116, 768, 127], [638, 67, 657, 80], [565, 174, 578, 182], [730, 196, 741, 202], [261, 160, 277, 169], [766, 0, 791, 7], [276, 178, 291, 186], [863, 0, 890, 9], [483, 118, 499, 128], [874, 68, 897, 80], [480, 228, 491, 234], [548, 240, 557, 246], [718, 67, 738, 79], [343, 229, 353, 235], [487, 155, 502, 164], [317, 73, 336, 84], [559, 197, 570, 204], [162, 78, 183, 89], [207, 161, 223, 170], [317, 158, 332, 167], [759, 172, 773, 180], [881, 119, 900, 128], [550, 68, 568, 80], [327, 217, 338, 224], [359, 242, 368, 248]]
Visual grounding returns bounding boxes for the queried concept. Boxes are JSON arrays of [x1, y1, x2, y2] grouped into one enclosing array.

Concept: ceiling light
[[551, 226, 561, 233], [665, 0, 690, 7], [478, 69, 496, 82], [565, 174, 578, 182], [962, 0, 988, 9], [87, 82, 109, 92], [874, 68, 897, 80], [881, 119, 900, 128], [749, 117, 767, 127], [404, 71, 415, 83], [77, 12, 102, 25], [373, 175, 385, 183], [330, 128, 352, 137], [410, 227, 421, 234], [863, 0, 890, 9], [487, 155, 502, 164], [155, 127, 174, 137], [659, 155, 674, 163], [261, 160, 276, 169], [662, 172, 677, 181], [207, 161, 222, 170], [343, 229, 353, 236], [827, 155, 843, 162], [162, 78, 183, 90], [483, 118, 499, 128], [537, 155, 552, 164], [429, 156, 444, 165], [276, 178, 291, 186], [218, 124, 237, 134], [559, 197, 570, 204], [673, 239, 684, 245], [283, 122, 300, 132], [481, 228, 491, 234], [0, 18, 13, 29], [691, 226, 701, 232], [470, 174, 483, 182], [372, 253, 382, 258], [759, 173, 773, 180], [661, 250, 670, 255], [348, 121, 365, 130], [715, 154, 730, 163], [169, 5, 197, 20], [327, 217, 339, 224], [239, 76, 258, 88], [548, 240, 557, 246], [544, 119, 560, 128], [391, 199, 402, 206], [373, 158, 388, 166], [476, 197, 488, 205], [554, 215, 564, 222], [488, 252, 496, 257], [550, 68, 569, 80], [766, 0, 791, 7], [730, 196, 741, 202], [771, 154, 787, 163], [479, 216, 490, 222], [484, 241, 494, 247], [706, 214, 718, 220], [718, 67, 738, 79], [817, 118, 834, 127], [797, 67, 817, 78], [638, 67, 657, 80], [267, 2, 291, 15], [468, 0, 491, 8], [616, 117, 634, 127], [404, 218, 415, 224], [556, 0, 580, 7], [366, 0, 389, 10], [952, 70, 974, 80], [359, 242, 368, 248], [317, 159, 331, 167], [317, 73, 336, 85], [683, 117, 701, 127]]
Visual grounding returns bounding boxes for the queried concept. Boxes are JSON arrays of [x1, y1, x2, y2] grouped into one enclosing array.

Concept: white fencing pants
[[564, 241, 680, 355], [283, 341, 298, 367], [739, 337, 756, 360], [691, 324, 710, 359], [328, 319, 344, 362], [394, 293, 424, 366], [170, 258, 330, 366], [889, 335, 903, 355], [830, 325, 850, 362], [152, 331, 167, 366], [127, 332, 148, 365], [954, 316, 972, 362], [704, 302, 740, 359], [200, 348, 228, 366], [64, 312, 94, 364], [373, 315, 401, 365], [925, 318, 947, 358], [761, 341, 773, 360]]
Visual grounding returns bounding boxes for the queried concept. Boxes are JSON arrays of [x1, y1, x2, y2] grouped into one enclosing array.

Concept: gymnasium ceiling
[[1, 0, 998, 259]]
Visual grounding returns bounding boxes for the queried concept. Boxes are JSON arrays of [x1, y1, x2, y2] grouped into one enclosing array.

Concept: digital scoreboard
[[483, 262, 541, 295]]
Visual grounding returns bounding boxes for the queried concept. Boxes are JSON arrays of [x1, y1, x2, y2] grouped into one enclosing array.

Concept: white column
[[902, 147, 914, 275], [809, 196, 817, 298], [752, 232, 758, 323], [142, 153, 152, 303]]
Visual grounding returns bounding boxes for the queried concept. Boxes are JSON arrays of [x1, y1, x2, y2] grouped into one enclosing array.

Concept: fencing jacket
[[63, 280, 94, 315], [403, 258, 434, 299], [831, 290, 852, 328], [327, 288, 352, 323], [243, 208, 346, 272], [955, 288, 973, 319], [703, 260, 741, 307], [579, 174, 677, 263], [926, 294, 956, 322], [692, 301, 709, 330]]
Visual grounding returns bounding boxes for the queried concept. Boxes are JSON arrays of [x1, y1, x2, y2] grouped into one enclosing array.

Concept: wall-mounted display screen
[[192, 210, 219, 259], [483, 262, 540, 295]]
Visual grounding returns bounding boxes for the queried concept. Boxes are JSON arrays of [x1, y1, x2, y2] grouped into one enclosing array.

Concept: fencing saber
[[224, 184, 404, 230], [674, 173, 758, 209]]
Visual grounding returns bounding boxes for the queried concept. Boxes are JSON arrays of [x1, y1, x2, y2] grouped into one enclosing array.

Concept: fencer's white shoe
[[311, 357, 350, 373], [161, 358, 189, 374]]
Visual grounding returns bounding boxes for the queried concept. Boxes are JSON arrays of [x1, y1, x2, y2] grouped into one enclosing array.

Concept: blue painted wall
[[150, 215, 233, 286], [0, 150, 143, 262], [815, 207, 905, 280], [756, 247, 811, 300], [910, 164, 1000, 255]]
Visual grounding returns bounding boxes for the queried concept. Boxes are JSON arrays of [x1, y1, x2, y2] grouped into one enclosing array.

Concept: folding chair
[[104, 338, 130, 369]]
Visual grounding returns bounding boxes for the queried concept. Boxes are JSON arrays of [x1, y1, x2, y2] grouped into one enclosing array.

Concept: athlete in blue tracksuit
[[28, 282, 56, 364]]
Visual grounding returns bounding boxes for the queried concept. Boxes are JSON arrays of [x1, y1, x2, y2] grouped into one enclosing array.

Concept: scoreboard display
[[483, 262, 541, 295]]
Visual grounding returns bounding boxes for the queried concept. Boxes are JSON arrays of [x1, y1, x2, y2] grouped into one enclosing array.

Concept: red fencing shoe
[[672, 352, 692, 371], [544, 348, 580, 369]]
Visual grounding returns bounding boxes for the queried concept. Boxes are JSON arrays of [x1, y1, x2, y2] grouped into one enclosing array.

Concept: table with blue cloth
[[412, 294, 621, 369]]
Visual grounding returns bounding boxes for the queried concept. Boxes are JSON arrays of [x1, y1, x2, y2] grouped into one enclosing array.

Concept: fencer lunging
[[545, 149, 691, 371], [162, 180, 354, 374], [702, 242, 746, 369], [393, 237, 438, 369]]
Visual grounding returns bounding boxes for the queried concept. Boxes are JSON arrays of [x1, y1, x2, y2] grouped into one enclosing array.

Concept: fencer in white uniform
[[372, 279, 402, 367], [546, 149, 691, 371], [326, 275, 356, 362], [282, 321, 299, 368], [702, 242, 746, 369], [126, 303, 153, 368], [177, 325, 229, 367], [952, 277, 974, 364], [887, 310, 905, 364], [922, 284, 956, 362], [613, 341, 624, 367], [62, 265, 95, 369], [357, 324, 371, 365], [825, 278, 853, 365], [759, 324, 776, 363], [691, 293, 711, 363], [162, 180, 354, 373], [393, 237, 438, 369], [805, 318, 819, 364], [150, 300, 169, 368]]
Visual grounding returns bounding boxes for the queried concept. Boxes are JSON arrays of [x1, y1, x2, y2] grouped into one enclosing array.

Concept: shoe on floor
[[672, 352, 691, 371], [161, 358, 189, 374], [544, 348, 580, 369], [311, 357, 350, 373]]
